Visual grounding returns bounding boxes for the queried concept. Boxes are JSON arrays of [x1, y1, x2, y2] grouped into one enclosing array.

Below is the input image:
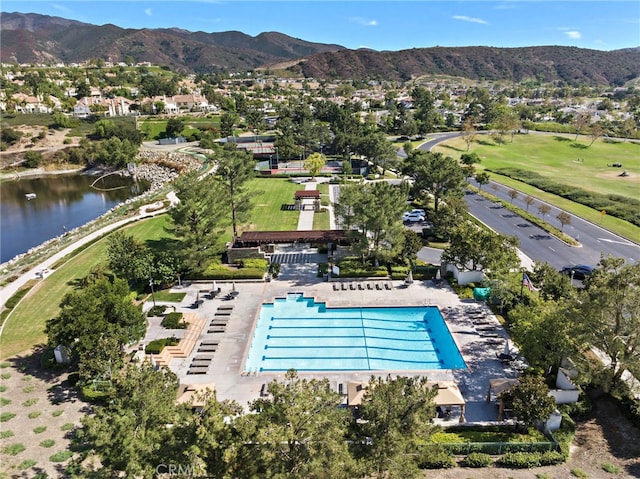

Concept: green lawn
[[433, 134, 640, 242], [243, 177, 301, 231], [312, 210, 331, 230], [435, 134, 640, 200], [0, 216, 173, 360]]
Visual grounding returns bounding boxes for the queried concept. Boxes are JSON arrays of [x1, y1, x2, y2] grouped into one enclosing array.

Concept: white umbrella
[[212, 280, 217, 292], [232, 281, 236, 292], [435, 268, 441, 280], [503, 340, 510, 356], [406, 270, 413, 284]]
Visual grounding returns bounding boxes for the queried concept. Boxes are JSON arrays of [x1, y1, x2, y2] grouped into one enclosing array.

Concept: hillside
[[2, 12, 639, 85], [0, 12, 345, 73], [286, 46, 640, 85]]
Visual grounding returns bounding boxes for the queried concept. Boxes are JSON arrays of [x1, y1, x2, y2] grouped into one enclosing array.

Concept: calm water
[[245, 293, 467, 372], [0, 173, 148, 264]]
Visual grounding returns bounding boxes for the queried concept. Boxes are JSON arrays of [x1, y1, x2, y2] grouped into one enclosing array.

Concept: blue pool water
[[244, 294, 467, 372]]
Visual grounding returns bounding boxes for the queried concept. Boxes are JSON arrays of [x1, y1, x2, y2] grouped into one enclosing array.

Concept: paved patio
[[138, 259, 522, 424]]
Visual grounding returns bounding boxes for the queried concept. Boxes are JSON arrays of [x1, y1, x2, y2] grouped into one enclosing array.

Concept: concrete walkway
[[296, 181, 317, 230]]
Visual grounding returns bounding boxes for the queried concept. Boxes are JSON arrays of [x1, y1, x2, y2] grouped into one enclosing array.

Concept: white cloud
[[452, 15, 488, 25], [564, 30, 581, 39], [350, 17, 378, 27], [144, 8, 153, 17], [51, 4, 75, 15]]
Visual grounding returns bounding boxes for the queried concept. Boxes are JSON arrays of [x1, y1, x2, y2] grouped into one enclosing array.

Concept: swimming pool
[[244, 293, 467, 372]]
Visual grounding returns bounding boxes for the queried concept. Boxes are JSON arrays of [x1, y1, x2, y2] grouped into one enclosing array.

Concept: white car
[[408, 209, 425, 216], [403, 212, 425, 223]]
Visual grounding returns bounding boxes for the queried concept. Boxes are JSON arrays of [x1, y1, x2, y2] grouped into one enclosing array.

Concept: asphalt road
[[418, 132, 640, 269]]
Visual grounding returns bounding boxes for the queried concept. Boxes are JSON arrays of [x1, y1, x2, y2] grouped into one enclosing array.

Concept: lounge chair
[[384, 282, 392, 290], [341, 283, 347, 291], [358, 283, 364, 290], [375, 283, 382, 290], [333, 283, 339, 291], [349, 283, 356, 290], [367, 283, 374, 290]]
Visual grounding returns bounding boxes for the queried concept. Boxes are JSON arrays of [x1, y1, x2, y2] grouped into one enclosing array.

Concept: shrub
[[417, 447, 456, 469], [49, 450, 73, 462], [602, 462, 622, 474], [33, 426, 47, 434], [40, 439, 55, 448], [52, 410, 63, 417], [497, 450, 562, 468], [145, 337, 179, 354], [0, 385, 6, 393], [28, 411, 41, 419], [238, 258, 268, 270], [61, 422, 75, 431], [0, 412, 16, 422], [0, 430, 14, 438], [571, 468, 589, 478], [3, 443, 26, 455], [147, 305, 167, 317], [464, 452, 493, 467], [0, 397, 11, 406], [269, 262, 281, 278], [18, 459, 37, 470], [161, 312, 186, 329], [22, 398, 38, 407]]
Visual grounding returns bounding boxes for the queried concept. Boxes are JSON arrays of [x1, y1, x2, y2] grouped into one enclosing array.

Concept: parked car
[[559, 264, 595, 280], [408, 208, 426, 216], [403, 213, 425, 223]]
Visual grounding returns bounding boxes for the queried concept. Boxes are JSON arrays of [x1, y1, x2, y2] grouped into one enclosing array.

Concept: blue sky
[[4, 1, 640, 51]]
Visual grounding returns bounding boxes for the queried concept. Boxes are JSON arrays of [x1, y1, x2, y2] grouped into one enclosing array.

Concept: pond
[[0, 172, 149, 264]]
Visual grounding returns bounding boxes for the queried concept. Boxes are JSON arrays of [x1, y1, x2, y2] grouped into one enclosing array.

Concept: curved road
[[419, 133, 640, 268]]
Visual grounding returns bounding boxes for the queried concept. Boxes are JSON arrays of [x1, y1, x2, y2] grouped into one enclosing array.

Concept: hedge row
[[145, 337, 179, 354], [161, 312, 186, 329], [193, 266, 266, 280], [490, 167, 640, 227], [496, 450, 565, 468], [335, 258, 388, 278]]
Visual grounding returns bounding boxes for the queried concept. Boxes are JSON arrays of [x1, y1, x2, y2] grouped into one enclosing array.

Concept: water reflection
[[0, 173, 149, 263]]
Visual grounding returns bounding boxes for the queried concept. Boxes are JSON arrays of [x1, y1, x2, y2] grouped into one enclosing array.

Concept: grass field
[[243, 177, 300, 231], [0, 216, 173, 360], [433, 133, 640, 242]]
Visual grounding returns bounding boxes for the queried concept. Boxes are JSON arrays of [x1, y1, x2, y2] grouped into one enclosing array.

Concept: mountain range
[[2, 12, 640, 85]]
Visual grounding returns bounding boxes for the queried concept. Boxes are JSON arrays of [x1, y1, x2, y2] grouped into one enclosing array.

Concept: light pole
[[149, 267, 156, 308]]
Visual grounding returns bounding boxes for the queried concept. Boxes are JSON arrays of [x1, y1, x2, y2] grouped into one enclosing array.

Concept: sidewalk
[[296, 181, 317, 230]]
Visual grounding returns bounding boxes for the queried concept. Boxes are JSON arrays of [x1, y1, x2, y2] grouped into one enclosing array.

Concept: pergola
[[346, 380, 466, 423], [486, 378, 519, 420], [234, 230, 349, 247], [294, 189, 321, 211]]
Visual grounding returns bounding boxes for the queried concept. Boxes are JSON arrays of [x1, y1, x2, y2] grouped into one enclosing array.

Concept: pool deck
[[139, 264, 522, 424]]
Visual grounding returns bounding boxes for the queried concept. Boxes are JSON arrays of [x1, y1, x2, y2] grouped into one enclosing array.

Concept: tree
[[304, 152, 326, 179], [399, 229, 423, 264], [461, 117, 478, 151], [573, 113, 590, 141], [556, 211, 571, 232], [23, 151, 43, 168], [107, 231, 152, 284], [573, 256, 640, 389], [402, 150, 466, 215], [524, 195, 535, 211], [46, 277, 146, 383], [214, 144, 256, 240], [509, 300, 577, 372], [508, 188, 519, 204], [333, 181, 408, 266], [475, 172, 490, 191], [356, 375, 438, 478], [441, 222, 519, 276], [531, 261, 574, 302], [538, 203, 551, 221], [165, 117, 185, 138], [359, 132, 398, 176], [588, 121, 605, 147], [219, 112, 238, 137], [242, 370, 356, 478], [500, 374, 556, 429], [76, 362, 191, 478], [169, 172, 228, 271], [460, 152, 481, 179]]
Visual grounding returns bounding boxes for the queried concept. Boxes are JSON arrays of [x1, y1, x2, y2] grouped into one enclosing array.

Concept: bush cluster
[[145, 337, 179, 354], [491, 167, 640, 227], [161, 312, 185, 329], [417, 448, 456, 469], [464, 452, 493, 467], [147, 305, 167, 317], [335, 257, 388, 278], [497, 450, 564, 468]]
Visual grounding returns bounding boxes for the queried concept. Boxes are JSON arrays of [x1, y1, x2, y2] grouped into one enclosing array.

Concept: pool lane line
[[359, 306, 371, 369]]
